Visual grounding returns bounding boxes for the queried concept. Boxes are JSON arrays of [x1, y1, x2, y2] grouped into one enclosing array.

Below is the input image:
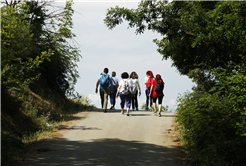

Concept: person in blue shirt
[[95, 68, 113, 113]]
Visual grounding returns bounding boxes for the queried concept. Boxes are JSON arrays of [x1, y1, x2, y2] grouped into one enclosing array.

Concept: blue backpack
[[100, 74, 110, 88]]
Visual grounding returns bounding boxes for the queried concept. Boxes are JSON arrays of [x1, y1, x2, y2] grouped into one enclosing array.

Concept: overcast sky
[[56, 0, 195, 111]]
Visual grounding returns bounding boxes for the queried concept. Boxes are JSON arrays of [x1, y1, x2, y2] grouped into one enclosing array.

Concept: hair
[[146, 70, 154, 78], [104, 68, 109, 74], [121, 72, 129, 79], [112, 71, 116, 77], [155, 77, 162, 82], [155, 76, 164, 84], [130, 71, 138, 79]]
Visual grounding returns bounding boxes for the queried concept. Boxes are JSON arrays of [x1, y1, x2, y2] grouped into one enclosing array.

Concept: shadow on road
[[16, 138, 180, 166]]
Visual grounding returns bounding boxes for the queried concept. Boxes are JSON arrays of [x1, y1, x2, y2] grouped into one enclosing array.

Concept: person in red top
[[149, 74, 165, 117], [145, 70, 154, 111]]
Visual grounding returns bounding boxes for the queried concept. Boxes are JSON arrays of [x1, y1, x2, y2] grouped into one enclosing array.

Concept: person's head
[[121, 72, 129, 79], [155, 74, 163, 82], [146, 70, 154, 78], [130, 71, 138, 79], [112, 71, 116, 77], [103, 68, 109, 74]]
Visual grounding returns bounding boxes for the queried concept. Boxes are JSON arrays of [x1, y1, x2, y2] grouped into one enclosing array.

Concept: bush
[[176, 91, 246, 165]]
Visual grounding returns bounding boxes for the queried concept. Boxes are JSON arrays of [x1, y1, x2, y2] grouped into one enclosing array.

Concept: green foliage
[[1, 3, 52, 84], [104, 1, 246, 165], [104, 1, 246, 82], [176, 69, 246, 165], [0, 1, 88, 165], [1, 83, 95, 166]]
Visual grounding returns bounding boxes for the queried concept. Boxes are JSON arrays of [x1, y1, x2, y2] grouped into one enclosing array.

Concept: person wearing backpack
[[149, 74, 165, 117], [95, 68, 113, 113], [116, 72, 133, 116], [130, 71, 141, 110], [145, 70, 154, 111], [109, 71, 119, 110]]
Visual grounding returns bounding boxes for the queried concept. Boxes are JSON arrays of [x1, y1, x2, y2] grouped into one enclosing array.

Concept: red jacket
[[151, 79, 164, 98]]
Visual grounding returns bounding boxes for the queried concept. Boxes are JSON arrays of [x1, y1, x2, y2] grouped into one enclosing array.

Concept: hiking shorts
[[153, 96, 163, 105]]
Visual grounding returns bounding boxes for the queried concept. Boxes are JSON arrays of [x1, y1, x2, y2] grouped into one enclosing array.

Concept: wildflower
[[48, 112, 50, 114], [28, 92, 31, 94]]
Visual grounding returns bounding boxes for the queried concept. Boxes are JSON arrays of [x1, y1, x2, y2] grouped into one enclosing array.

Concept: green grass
[[1, 82, 96, 166]]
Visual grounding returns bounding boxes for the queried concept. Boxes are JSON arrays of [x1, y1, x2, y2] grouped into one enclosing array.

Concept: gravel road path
[[15, 109, 180, 166]]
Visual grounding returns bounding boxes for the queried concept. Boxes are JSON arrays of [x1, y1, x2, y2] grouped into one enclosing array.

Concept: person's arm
[[116, 85, 121, 98], [138, 81, 141, 95], [116, 81, 119, 88], [145, 78, 148, 85], [95, 80, 100, 93], [110, 81, 113, 94], [149, 85, 153, 96]]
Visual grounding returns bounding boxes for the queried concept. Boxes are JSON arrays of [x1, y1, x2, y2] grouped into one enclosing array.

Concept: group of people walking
[[95, 68, 164, 117]]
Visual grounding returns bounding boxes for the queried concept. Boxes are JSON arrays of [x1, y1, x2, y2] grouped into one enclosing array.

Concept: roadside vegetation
[[1, 0, 95, 165], [104, 1, 246, 165]]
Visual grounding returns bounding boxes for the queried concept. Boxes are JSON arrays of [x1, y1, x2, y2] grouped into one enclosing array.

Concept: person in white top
[[130, 71, 141, 110], [116, 72, 133, 116], [109, 71, 119, 109]]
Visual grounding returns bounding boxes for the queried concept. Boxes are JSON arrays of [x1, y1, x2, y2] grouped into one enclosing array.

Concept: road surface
[[15, 109, 180, 166]]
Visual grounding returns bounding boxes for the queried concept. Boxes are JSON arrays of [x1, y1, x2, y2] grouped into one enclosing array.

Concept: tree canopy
[[1, 0, 81, 96], [104, 1, 246, 76]]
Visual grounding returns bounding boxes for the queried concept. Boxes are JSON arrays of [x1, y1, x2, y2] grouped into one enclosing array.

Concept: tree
[[1, 2, 52, 85], [104, 1, 246, 81], [1, 0, 81, 96]]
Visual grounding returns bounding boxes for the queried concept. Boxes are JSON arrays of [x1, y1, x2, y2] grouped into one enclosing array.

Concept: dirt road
[[16, 109, 180, 166]]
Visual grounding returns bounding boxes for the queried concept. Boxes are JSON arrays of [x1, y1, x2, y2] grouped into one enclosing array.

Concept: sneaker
[[110, 105, 114, 110], [154, 112, 157, 115], [121, 111, 124, 114], [111, 107, 115, 110], [132, 108, 135, 111], [149, 108, 152, 112], [136, 108, 139, 111], [145, 107, 149, 111], [104, 110, 107, 113], [127, 113, 129, 116], [158, 113, 161, 117]]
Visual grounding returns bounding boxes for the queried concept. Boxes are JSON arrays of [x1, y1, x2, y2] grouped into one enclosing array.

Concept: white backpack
[[122, 79, 130, 95]]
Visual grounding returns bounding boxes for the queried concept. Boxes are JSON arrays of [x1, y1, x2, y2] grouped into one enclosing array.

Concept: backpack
[[122, 79, 130, 95], [100, 74, 110, 88], [155, 81, 163, 93], [131, 79, 138, 94]]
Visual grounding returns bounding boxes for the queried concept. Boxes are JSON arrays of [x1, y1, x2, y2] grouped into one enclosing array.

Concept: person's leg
[[109, 93, 113, 108], [152, 97, 157, 113], [112, 86, 117, 108], [149, 95, 153, 111], [135, 90, 138, 110], [103, 89, 109, 112], [126, 93, 132, 116], [145, 89, 149, 110], [158, 96, 163, 117], [100, 89, 104, 109], [120, 93, 125, 113], [131, 93, 135, 110], [112, 93, 116, 108]]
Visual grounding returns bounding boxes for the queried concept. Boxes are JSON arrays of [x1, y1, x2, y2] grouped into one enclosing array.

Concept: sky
[[56, 0, 196, 111]]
